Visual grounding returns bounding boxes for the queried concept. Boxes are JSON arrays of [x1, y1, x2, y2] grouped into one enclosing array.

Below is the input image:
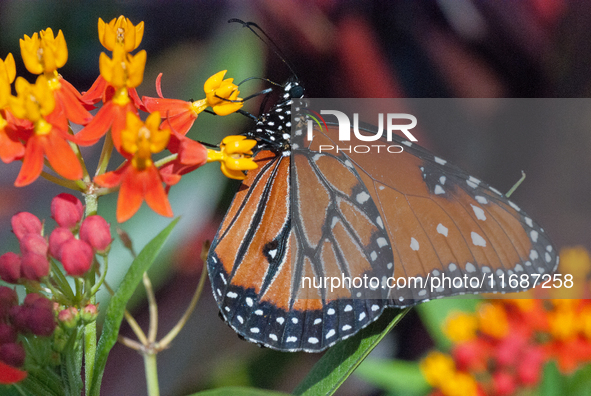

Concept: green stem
[[154, 153, 178, 168], [40, 170, 85, 191], [143, 351, 160, 396], [95, 132, 114, 176], [84, 193, 98, 395]]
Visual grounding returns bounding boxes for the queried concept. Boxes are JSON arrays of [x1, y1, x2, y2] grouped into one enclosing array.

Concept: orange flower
[[477, 303, 509, 339], [20, 28, 67, 75], [204, 70, 244, 115], [94, 112, 172, 222], [98, 16, 144, 52], [206, 135, 257, 180], [9, 76, 82, 186], [0, 54, 24, 163], [143, 71, 244, 137], [443, 311, 478, 343]]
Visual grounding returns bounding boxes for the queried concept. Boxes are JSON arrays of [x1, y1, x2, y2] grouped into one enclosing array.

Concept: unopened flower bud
[[26, 305, 55, 337], [80, 215, 111, 253], [60, 239, 94, 277], [48, 227, 74, 259], [51, 193, 84, 229], [58, 307, 79, 329], [24, 293, 53, 311], [8, 306, 28, 332], [0, 287, 18, 322], [19, 233, 48, 256], [20, 252, 49, 281], [0, 252, 21, 284], [11, 212, 42, 240], [0, 323, 17, 344], [52, 326, 68, 352], [81, 304, 99, 323], [0, 342, 26, 367]]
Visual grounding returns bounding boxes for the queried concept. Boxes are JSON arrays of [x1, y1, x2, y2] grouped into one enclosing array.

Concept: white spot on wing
[[434, 185, 445, 195], [471, 205, 486, 221], [437, 223, 448, 237], [471, 232, 487, 247], [356, 191, 370, 204], [509, 201, 521, 212], [377, 237, 388, 248], [475, 196, 488, 204], [466, 262, 476, 273], [530, 230, 539, 242], [326, 329, 336, 339], [376, 217, 384, 229], [410, 237, 420, 251], [434, 156, 447, 165], [525, 217, 533, 227]]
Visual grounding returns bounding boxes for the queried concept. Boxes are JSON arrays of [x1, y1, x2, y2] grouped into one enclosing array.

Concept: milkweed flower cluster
[[420, 247, 591, 396], [0, 15, 259, 388], [0, 15, 256, 223]]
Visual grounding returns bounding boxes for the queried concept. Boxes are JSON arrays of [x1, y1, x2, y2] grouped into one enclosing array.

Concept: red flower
[[0, 361, 27, 384]]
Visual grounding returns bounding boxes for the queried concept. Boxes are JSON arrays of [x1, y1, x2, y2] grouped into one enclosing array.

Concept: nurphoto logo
[[305, 109, 418, 154]]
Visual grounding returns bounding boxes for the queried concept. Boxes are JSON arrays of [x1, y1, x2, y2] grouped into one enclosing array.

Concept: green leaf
[[293, 307, 411, 396], [189, 387, 290, 396], [60, 329, 84, 396], [565, 363, 591, 396], [540, 361, 565, 396], [89, 218, 180, 396], [415, 298, 480, 351], [355, 359, 429, 395]]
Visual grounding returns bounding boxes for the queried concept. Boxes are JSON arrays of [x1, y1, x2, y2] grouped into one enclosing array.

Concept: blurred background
[[0, 1, 590, 395]]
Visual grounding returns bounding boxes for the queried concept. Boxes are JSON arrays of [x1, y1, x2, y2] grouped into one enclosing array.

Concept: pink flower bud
[[0, 253, 21, 284], [0, 343, 26, 367], [24, 293, 53, 311], [48, 227, 74, 259], [0, 323, 17, 344], [8, 306, 28, 332], [81, 304, 99, 323], [0, 287, 18, 322], [60, 239, 94, 277], [20, 252, 49, 281], [26, 306, 55, 337], [58, 307, 79, 329], [51, 193, 84, 229], [11, 212, 42, 240], [79, 215, 111, 253], [19, 233, 48, 256]]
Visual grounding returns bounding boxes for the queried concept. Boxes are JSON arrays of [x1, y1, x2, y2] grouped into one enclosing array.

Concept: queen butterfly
[[207, 79, 558, 352]]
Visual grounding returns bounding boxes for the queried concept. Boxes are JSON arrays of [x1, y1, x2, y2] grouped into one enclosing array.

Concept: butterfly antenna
[[228, 18, 299, 80]]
